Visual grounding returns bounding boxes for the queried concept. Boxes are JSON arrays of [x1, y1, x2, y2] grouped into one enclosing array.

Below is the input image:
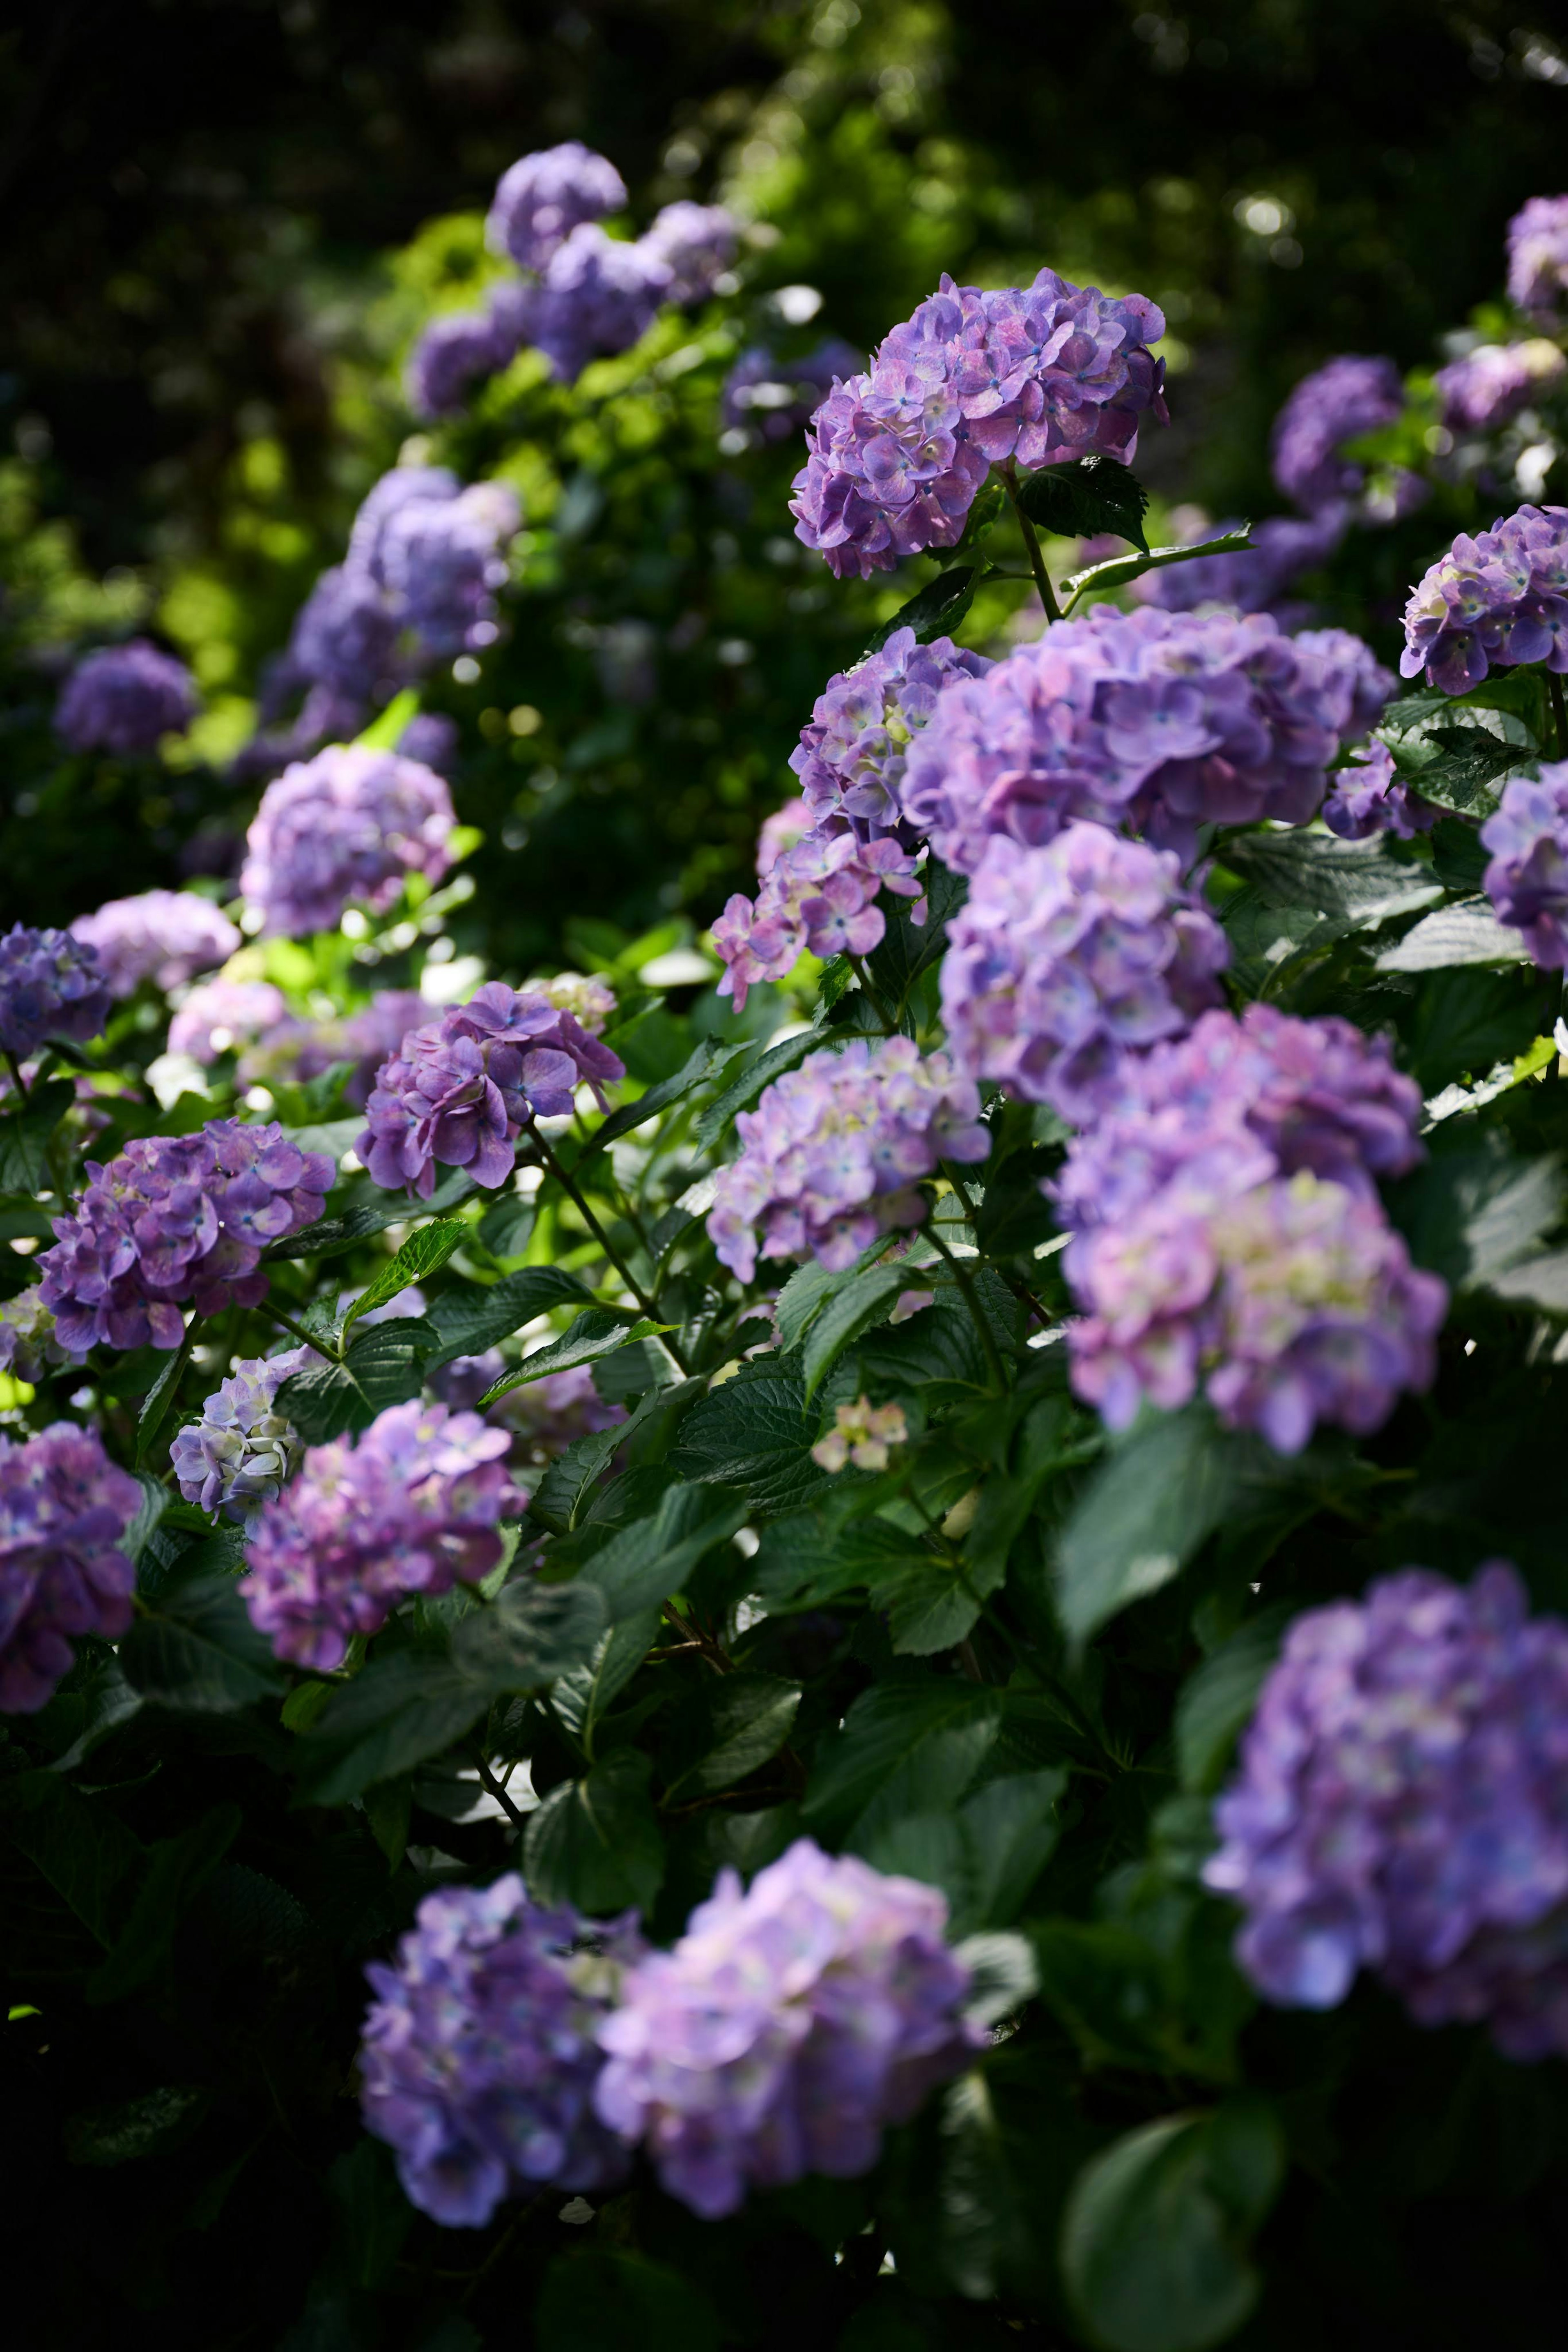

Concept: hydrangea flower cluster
[[755, 798, 813, 876], [71, 890, 241, 998], [361, 1877, 643, 2227], [1507, 195, 1568, 317], [720, 341, 862, 446], [939, 826, 1229, 1120], [1434, 340, 1566, 435], [1053, 1007, 1443, 1450], [54, 639, 197, 756], [406, 304, 526, 421], [1401, 504, 1568, 693], [240, 745, 456, 938], [1132, 512, 1344, 615], [1322, 739, 1437, 843], [707, 1036, 988, 1284], [486, 141, 627, 273], [526, 225, 673, 385], [638, 201, 736, 305], [1207, 1563, 1568, 2058], [239, 990, 427, 1107], [595, 1839, 981, 2219], [0, 925, 111, 1058], [490, 1364, 626, 1463], [37, 1119, 334, 1353], [791, 270, 1167, 578], [1481, 763, 1568, 965], [712, 820, 924, 1012], [524, 970, 615, 1035], [900, 606, 1393, 866], [812, 1398, 909, 1473], [0, 1288, 84, 1382], [0, 1422, 141, 1712], [170, 1350, 307, 1523], [358, 983, 624, 1200], [1269, 355, 1405, 517], [243, 1400, 525, 1670], [790, 627, 993, 833], [167, 979, 286, 1066]]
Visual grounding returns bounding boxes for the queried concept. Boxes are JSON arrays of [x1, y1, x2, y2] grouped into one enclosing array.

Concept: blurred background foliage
[[2, 0, 1566, 962]]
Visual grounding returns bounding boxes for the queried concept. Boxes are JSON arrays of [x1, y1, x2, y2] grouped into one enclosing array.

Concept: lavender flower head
[[707, 1035, 988, 1285], [428, 1349, 507, 1410], [1270, 355, 1404, 517], [71, 890, 241, 998], [1401, 505, 1568, 694], [1132, 512, 1345, 615], [370, 480, 520, 662], [595, 1838, 981, 2219], [720, 341, 862, 445], [1481, 762, 1568, 966], [406, 305, 523, 422], [168, 979, 286, 1066], [487, 143, 627, 274], [523, 971, 616, 1035], [639, 201, 736, 305], [528, 226, 671, 385], [38, 1118, 334, 1353], [756, 799, 814, 877], [359, 983, 624, 1201], [1435, 341, 1567, 435], [713, 818, 923, 1012], [791, 270, 1167, 578], [243, 1400, 526, 1669], [281, 564, 400, 707], [0, 926, 111, 1057], [490, 1364, 626, 1464], [900, 605, 1393, 867], [791, 628, 993, 834], [1323, 739, 1437, 843], [361, 1875, 643, 2227], [0, 1288, 85, 1383], [939, 826, 1229, 1121], [1507, 196, 1568, 318], [0, 1422, 141, 1712], [241, 745, 456, 938], [55, 639, 197, 756], [170, 1350, 307, 1523], [1207, 1563, 1568, 2057]]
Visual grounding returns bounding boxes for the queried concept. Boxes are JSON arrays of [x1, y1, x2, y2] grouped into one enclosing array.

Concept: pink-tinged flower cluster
[[1131, 511, 1345, 615], [1481, 762, 1568, 966], [939, 826, 1229, 1121], [362, 1876, 643, 2227], [1052, 1006, 1441, 1450], [720, 341, 862, 446], [243, 1400, 526, 1670], [1322, 739, 1437, 843], [1507, 195, 1568, 317], [54, 639, 197, 756], [523, 970, 616, 1036], [0, 1288, 85, 1382], [790, 628, 993, 833], [594, 1839, 981, 2220], [1269, 354, 1405, 517], [1401, 504, 1568, 694], [487, 142, 627, 274], [638, 201, 736, 305], [239, 990, 427, 1108], [490, 1364, 626, 1464], [167, 979, 286, 1065], [755, 799, 814, 876], [1435, 340, 1566, 435], [37, 1119, 334, 1353], [900, 606, 1393, 866], [0, 1422, 141, 1712], [0, 925, 111, 1058], [170, 1350, 307, 1523], [707, 1035, 988, 1284], [791, 270, 1167, 578], [713, 820, 924, 1013], [71, 890, 241, 998], [358, 983, 624, 1200], [1207, 1563, 1568, 2058], [241, 745, 456, 938]]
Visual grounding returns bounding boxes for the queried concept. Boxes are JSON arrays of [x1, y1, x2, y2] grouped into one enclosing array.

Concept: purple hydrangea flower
[[490, 1363, 626, 1463], [1206, 1562, 1568, 2056], [1507, 196, 1568, 318], [359, 983, 624, 1200], [939, 826, 1229, 1121], [428, 1349, 507, 1410], [707, 1035, 988, 1284], [1270, 355, 1405, 516], [487, 143, 627, 274], [791, 627, 994, 833], [55, 639, 197, 756], [167, 979, 286, 1066], [712, 817, 924, 1012], [900, 606, 1394, 867], [720, 341, 862, 445], [0, 926, 111, 1057], [170, 1350, 307, 1523], [242, 1400, 526, 1669], [1435, 340, 1567, 435], [1481, 761, 1568, 965], [361, 1875, 644, 2227], [0, 1422, 141, 1712], [1132, 512, 1346, 615], [70, 890, 241, 998], [240, 990, 428, 1108], [755, 798, 814, 877], [405, 305, 522, 421], [240, 745, 456, 938], [1322, 738, 1437, 842], [594, 1838, 982, 2220], [1400, 504, 1568, 694], [37, 1118, 334, 1353], [0, 1288, 85, 1382], [279, 565, 401, 708], [371, 480, 521, 662], [527, 225, 671, 385], [639, 201, 736, 305]]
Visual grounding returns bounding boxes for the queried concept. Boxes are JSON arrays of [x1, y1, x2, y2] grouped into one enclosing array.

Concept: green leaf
[[1486, 1249, 1568, 1315], [664, 1671, 802, 1797], [0, 1078, 74, 1190], [427, 1264, 591, 1367], [866, 1770, 1062, 1936], [1218, 829, 1442, 925], [1388, 721, 1525, 818], [340, 1219, 467, 1338], [119, 1573, 287, 1713], [865, 860, 969, 1013], [529, 1389, 668, 1534], [578, 1039, 738, 1161], [1060, 2100, 1286, 2352], [751, 1508, 925, 1610], [862, 564, 983, 658], [1377, 899, 1531, 972], [1175, 1607, 1295, 1795], [1061, 528, 1252, 608], [552, 1607, 662, 1740], [1390, 1137, 1562, 1288], [524, 1746, 665, 1913], [695, 1026, 825, 1151], [1055, 1406, 1241, 1647], [802, 1262, 914, 1398], [774, 1251, 877, 1352], [122, 1467, 170, 1567], [535, 2251, 722, 2352], [578, 1484, 750, 1619], [1429, 816, 1490, 895], [2, 1773, 142, 1944], [134, 1326, 193, 1464], [974, 1155, 1060, 1257], [450, 1577, 607, 1691], [805, 1676, 1002, 1842], [1016, 455, 1149, 552], [669, 1361, 832, 1517], [88, 1803, 242, 2004], [264, 1165, 474, 1261], [295, 1652, 491, 1803], [276, 1316, 442, 1442], [476, 1311, 668, 1406], [64, 2085, 209, 2167]]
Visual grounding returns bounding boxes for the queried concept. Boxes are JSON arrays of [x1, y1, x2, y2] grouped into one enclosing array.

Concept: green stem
[[1000, 463, 1063, 624], [526, 1122, 693, 1376], [925, 1218, 1007, 1393], [264, 1304, 339, 1363], [471, 1749, 529, 1832], [4, 1049, 29, 1103], [1551, 672, 1568, 762]]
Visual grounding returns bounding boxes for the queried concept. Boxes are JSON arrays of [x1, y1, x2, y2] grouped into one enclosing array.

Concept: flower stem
[[925, 1217, 1007, 1392], [1550, 671, 1568, 761], [264, 1304, 339, 1363], [525, 1122, 693, 1376], [471, 1748, 529, 1832], [1000, 463, 1063, 625]]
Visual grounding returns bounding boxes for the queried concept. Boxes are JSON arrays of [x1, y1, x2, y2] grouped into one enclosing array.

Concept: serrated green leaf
[[668, 1361, 831, 1517], [805, 1676, 1002, 1841], [451, 1576, 607, 1691], [477, 1311, 668, 1406], [529, 1389, 668, 1534], [0, 1078, 75, 1191], [119, 1573, 286, 1712], [664, 1671, 802, 1798], [276, 1316, 441, 1442], [341, 1219, 467, 1338], [265, 1164, 474, 1261], [802, 1263, 914, 1398], [427, 1264, 592, 1367], [1388, 722, 1525, 818], [1061, 528, 1252, 609], [88, 1803, 242, 2004], [524, 1746, 664, 1913], [1016, 455, 1149, 553], [296, 1652, 490, 1802], [578, 1484, 750, 1620], [577, 1039, 740, 1162], [552, 1607, 662, 1740], [1219, 829, 1442, 925], [695, 1026, 826, 1151], [1376, 899, 1531, 972], [862, 564, 983, 658], [1055, 1406, 1241, 1647], [1175, 1608, 1295, 1795]]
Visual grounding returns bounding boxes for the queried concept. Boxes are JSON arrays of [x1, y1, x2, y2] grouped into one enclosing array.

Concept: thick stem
[[471, 1749, 529, 1832], [1551, 671, 1568, 762], [1000, 464, 1063, 625], [526, 1121, 693, 1376], [925, 1218, 1007, 1392]]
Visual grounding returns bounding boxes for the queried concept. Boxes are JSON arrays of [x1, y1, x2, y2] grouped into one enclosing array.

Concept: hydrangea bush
[[8, 161, 1568, 2352]]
